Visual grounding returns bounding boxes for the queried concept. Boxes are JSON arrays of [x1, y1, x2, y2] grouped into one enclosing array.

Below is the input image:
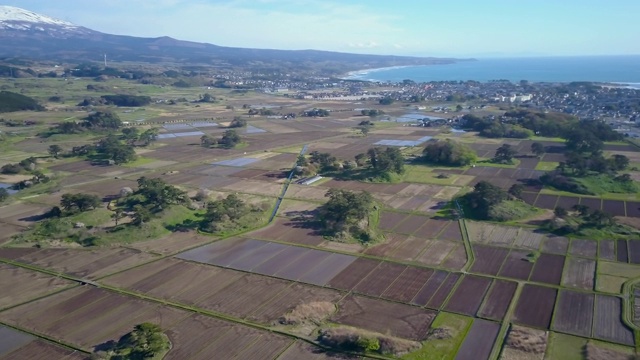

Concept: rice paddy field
[[1, 77, 640, 359]]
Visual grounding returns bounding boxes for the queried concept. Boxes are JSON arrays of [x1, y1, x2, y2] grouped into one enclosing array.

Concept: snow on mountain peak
[[0, 6, 76, 27]]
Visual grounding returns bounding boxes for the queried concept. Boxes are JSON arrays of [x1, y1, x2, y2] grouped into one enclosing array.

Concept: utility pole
[[104, 54, 107, 67]]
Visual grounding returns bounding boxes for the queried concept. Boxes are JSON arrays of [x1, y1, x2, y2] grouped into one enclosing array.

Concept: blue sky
[[4, 0, 639, 57]]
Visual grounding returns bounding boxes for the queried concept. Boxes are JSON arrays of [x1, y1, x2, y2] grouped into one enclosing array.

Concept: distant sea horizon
[[344, 55, 640, 87]]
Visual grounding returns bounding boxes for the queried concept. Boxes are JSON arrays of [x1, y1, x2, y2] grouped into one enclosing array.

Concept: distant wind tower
[[104, 53, 107, 67]]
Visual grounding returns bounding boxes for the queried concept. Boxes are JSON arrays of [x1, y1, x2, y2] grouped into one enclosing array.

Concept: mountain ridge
[[0, 5, 470, 71]]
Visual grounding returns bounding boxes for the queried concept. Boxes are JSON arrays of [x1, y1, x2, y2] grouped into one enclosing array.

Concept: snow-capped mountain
[[0, 5, 95, 38], [0, 5, 457, 67], [0, 5, 76, 27]]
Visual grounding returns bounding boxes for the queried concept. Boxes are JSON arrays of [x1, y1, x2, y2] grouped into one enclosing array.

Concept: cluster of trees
[[60, 193, 101, 214], [461, 115, 533, 138], [0, 188, 9, 202], [302, 108, 330, 117], [96, 323, 168, 360], [355, 120, 374, 136], [50, 128, 157, 164], [550, 205, 616, 235], [247, 107, 275, 116], [95, 135, 138, 164], [117, 177, 188, 226], [378, 97, 394, 105], [0, 91, 44, 113], [493, 144, 518, 164], [367, 147, 405, 175], [199, 193, 266, 232], [461, 181, 509, 220], [360, 109, 384, 117], [540, 153, 632, 195], [101, 95, 151, 107], [422, 139, 477, 166], [228, 117, 247, 128], [462, 111, 623, 145], [119, 127, 159, 146], [1, 157, 37, 174], [197, 93, 216, 103], [201, 129, 242, 149], [318, 189, 376, 241], [308, 151, 339, 172], [53, 111, 123, 134]]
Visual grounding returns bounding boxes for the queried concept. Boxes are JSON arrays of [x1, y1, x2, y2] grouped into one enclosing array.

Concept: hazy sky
[[5, 0, 640, 57]]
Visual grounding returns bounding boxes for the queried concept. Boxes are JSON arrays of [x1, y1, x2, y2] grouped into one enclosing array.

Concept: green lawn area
[[489, 200, 542, 222], [97, 205, 199, 245], [575, 174, 639, 195], [530, 136, 565, 142], [476, 158, 520, 168], [595, 274, 627, 293], [544, 332, 587, 360], [535, 161, 559, 171], [403, 312, 473, 360]]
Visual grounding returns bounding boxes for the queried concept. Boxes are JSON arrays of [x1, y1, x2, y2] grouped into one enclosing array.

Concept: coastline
[[341, 65, 414, 81], [340, 56, 640, 84]]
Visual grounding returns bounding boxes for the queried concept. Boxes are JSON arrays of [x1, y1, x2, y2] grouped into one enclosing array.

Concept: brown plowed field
[[498, 250, 533, 280], [616, 240, 629, 263], [234, 332, 295, 360], [599, 240, 616, 260], [364, 233, 406, 257], [130, 232, 213, 255], [297, 253, 357, 286], [438, 221, 463, 241], [382, 267, 434, 303], [603, 199, 626, 217], [629, 240, 640, 264], [327, 257, 381, 291], [470, 245, 509, 276], [0, 263, 74, 309], [513, 284, 557, 329], [529, 253, 565, 285], [444, 275, 492, 316], [593, 295, 635, 345], [581, 197, 602, 212], [196, 274, 291, 318], [412, 270, 448, 306], [561, 257, 595, 290], [415, 219, 449, 238], [442, 244, 468, 271], [0, 247, 40, 260], [534, 194, 558, 209], [427, 273, 461, 309], [377, 212, 408, 231], [331, 295, 436, 341], [277, 340, 357, 359], [627, 201, 640, 217], [414, 240, 456, 266], [541, 237, 569, 255], [454, 319, 500, 360], [478, 280, 517, 321], [552, 290, 594, 337], [0, 340, 84, 360], [353, 262, 407, 297], [393, 236, 433, 261], [248, 282, 343, 324], [395, 214, 429, 235], [163, 315, 235, 359], [0, 325, 34, 357], [0, 287, 189, 350], [568, 238, 597, 258]]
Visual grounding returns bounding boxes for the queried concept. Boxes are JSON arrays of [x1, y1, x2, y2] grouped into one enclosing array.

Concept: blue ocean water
[[346, 56, 640, 85]]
